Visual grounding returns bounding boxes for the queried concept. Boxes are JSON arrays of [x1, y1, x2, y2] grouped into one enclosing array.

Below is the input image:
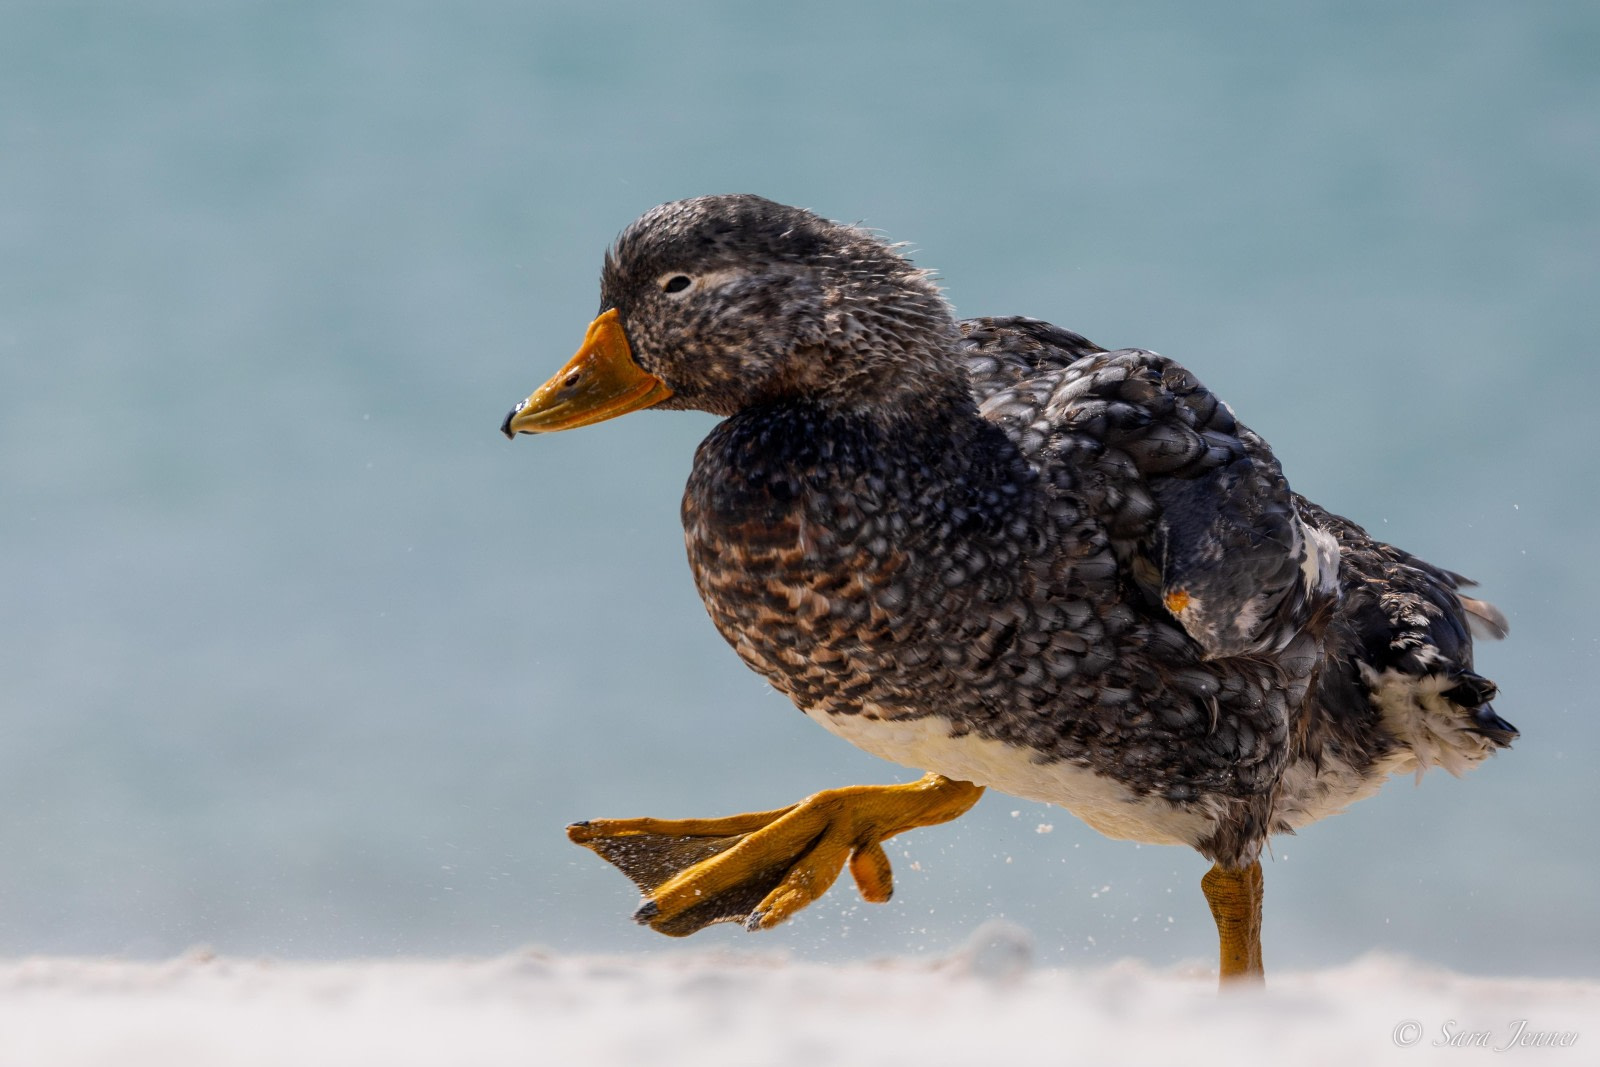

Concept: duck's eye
[[662, 274, 693, 295]]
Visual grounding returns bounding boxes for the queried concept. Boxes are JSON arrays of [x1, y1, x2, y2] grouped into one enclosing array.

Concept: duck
[[501, 194, 1515, 984]]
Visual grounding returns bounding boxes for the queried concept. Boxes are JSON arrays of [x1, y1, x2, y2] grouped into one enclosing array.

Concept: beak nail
[[500, 400, 527, 440]]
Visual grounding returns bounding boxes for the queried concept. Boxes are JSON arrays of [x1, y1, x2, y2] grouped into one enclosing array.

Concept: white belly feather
[[806, 706, 1222, 847]]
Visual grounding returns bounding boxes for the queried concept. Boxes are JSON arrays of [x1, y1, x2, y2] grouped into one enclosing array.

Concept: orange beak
[[501, 309, 674, 437]]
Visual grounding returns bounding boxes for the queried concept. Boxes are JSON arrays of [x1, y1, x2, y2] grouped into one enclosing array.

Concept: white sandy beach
[[1, 934, 1589, 1067]]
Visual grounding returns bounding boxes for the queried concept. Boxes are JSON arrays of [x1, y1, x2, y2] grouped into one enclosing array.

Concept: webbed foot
[[567, 773, 984, 936]]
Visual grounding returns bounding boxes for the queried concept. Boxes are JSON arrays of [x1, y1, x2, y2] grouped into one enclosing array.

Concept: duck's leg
[[567, 773, 984, 936], [1201, 859, 1265, 986]]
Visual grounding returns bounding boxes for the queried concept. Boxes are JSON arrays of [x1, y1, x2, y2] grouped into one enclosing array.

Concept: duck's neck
[[814, 332, 972, 413], [776, 285, 973, 416]]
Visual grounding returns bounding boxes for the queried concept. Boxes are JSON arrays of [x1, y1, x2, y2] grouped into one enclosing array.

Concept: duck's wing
[[960, 318, 1337, 661], [959, 316, 1105, 387]]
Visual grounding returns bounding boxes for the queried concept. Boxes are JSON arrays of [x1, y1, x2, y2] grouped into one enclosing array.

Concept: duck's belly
[[806, 705, 1222, 848]]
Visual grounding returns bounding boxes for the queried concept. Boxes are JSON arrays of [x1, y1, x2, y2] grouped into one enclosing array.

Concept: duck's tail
[[1296, 499, 1516, 785]]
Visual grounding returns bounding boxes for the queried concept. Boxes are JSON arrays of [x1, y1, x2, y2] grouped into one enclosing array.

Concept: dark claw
[[633, 899, 660, 923], [744, 910, 765, 932]]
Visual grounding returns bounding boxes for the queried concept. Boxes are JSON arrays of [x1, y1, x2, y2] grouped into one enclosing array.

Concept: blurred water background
[[2, 1, 1596, 975]]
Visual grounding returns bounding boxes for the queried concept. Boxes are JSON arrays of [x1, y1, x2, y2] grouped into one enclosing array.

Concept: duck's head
[[502, 194, 963, 437]]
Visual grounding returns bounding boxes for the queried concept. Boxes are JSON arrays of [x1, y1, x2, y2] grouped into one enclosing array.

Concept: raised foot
[[567, 773, 984, 936]]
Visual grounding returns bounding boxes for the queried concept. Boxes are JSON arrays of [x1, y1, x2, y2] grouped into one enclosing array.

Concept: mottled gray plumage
[[593, 194, 1513, 870]]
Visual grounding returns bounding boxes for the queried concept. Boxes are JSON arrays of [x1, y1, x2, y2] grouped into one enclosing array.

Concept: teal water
[[2, 1, 1597, 974]]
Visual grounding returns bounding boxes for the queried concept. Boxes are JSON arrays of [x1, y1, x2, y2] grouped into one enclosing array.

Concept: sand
[[0, 929, 1590, 1067]]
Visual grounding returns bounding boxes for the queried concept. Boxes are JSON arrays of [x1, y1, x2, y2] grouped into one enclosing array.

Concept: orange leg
[[1201, 859, 1265, 986]]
